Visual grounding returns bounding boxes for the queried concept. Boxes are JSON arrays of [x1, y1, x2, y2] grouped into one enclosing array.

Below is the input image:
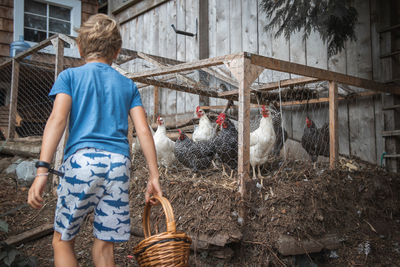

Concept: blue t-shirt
[[49, 62, 142, 161]]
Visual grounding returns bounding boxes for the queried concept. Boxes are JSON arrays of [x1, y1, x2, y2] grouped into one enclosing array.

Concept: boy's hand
[[145, 178, 162, 205], [28, 176, 48, 209]]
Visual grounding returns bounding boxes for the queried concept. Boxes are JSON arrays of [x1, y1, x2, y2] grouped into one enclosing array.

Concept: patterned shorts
[[54, 148, 131, 242]]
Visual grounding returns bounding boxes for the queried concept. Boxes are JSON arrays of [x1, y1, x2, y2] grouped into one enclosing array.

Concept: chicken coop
[[0, 32, 399, 181], [0, 17, 399, 266]]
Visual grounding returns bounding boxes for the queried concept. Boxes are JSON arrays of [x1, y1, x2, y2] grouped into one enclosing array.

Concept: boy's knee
[[52, 231, 74, 249]]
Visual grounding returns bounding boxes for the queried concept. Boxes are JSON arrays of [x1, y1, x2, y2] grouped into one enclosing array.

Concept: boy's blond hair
[[76, 14, 122, 62]]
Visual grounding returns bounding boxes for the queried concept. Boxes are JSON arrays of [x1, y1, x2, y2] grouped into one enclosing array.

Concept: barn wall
[[116, 0, 386, 165]]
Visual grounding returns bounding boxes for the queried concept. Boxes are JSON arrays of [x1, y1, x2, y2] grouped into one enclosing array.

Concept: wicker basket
[[133, 196, 192, 267]]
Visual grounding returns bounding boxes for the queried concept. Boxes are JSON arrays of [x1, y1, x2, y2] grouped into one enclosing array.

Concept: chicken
[[301, 116, 329, 167], [269, 104, 288, 156], [214, 113, 238, 178], [153, 116, 175, 173], [174, 129, 216, 175], [250, 105, 276, 179], [193, 106, 216, 142]]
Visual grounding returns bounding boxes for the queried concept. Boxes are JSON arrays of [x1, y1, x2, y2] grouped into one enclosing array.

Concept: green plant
[[259, 0, 358, 57], [0, 219, 38, 267]]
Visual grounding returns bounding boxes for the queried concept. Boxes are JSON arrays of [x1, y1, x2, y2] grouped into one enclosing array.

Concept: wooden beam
[[218, 77, 320, 97], [128, 53, 244, 80], [250, 53, 400, 95], [52, 37, 66, 196], [226, 57, 263, 198], [329, 81, 338, 169], [137, 52, 198, 86], [4, 223, 54, 246], [134, 77, 218, 98], [153, 86, 159, 121], [280, 91, 378, 107], [7, 59, 19, 139]]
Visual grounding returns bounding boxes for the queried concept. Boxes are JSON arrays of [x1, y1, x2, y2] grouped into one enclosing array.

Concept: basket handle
[[142, 196, 176, 238]]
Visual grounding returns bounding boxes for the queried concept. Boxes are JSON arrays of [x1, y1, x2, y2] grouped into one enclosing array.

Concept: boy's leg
[[92, 238, 115, 267], [53, 231, 78, 267]]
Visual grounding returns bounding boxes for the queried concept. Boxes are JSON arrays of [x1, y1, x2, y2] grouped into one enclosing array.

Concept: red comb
[[262, 105, 266, 111], [157, 116, 161, 121], [196, 106, 200, 113], [178, 129, 182, 134]]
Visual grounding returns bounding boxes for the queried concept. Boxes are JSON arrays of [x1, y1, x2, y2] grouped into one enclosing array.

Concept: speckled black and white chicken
[[269, 104, 288, 156], [301, 116, 329, 168], [213, 113, 238, 178], [174, 129, 216, 174]]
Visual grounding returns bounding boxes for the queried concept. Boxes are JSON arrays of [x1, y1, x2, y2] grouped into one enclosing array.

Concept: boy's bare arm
[[28, 93, 71, 209], [130, 106, 162, 204]]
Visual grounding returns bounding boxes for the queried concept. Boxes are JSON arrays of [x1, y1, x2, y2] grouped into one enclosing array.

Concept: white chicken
[[192, 106, 216, 142], [153, 116, 175, 173], [250, 105, 276, 180]]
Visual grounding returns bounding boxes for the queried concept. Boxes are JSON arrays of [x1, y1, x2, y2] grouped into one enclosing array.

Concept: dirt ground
[[1, 152, 400, 266]]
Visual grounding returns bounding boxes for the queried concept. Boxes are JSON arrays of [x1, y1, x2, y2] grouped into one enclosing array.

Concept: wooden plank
[[127, 52, 243, 79], [382, 130, 400, 137], [115, 0, 170, 25], [52, 37, 66, 195], [0, 6, 12, 19], [184, 0, 199, 114], [383, 104, 400, 110], [384, 154, 400, 158], [379, 23, 400, 33], [226, 57, 263, 198], [176, 0, 186, 116], [230, 0, 242, 53], [0, 18, 13, 34], [7, 59, 19, 139], [134, 77, 218, 98], [153, 86, 159, 119], [4, 223, 54, 246], [250, 54, 400, 95], [0, 28, 12, 44], [166, 0, 177, 117], [198, 0, 209, 106], [329, 81, 338, 169], [218, 77, 320, 97]]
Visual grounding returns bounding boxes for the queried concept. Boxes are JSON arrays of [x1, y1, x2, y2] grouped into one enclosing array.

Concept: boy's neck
[[85, 58, 112, 65]]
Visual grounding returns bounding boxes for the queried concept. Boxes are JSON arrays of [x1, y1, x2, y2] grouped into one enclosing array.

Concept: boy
[[27, 14, 162, 267]]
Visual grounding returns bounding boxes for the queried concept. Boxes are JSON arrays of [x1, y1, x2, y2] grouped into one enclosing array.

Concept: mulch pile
[[1, 152, 399, 266]]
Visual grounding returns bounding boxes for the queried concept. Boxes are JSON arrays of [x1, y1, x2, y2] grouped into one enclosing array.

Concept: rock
[[280, 139, 310, 161], [15, 160, 38, 186], [0, 157, 12, 172], [4, 158, 23, 175]]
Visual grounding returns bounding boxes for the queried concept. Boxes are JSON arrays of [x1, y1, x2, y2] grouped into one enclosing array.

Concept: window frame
[[14, 0, 81, 56]]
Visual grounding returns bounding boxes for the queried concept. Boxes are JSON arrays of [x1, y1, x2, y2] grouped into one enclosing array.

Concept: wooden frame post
[[153, 86, 159, 122], [329, 81, 338, 169], [7, 59, 20, 140], [226, 55, 263, 220], [52, 37, 65, 194]]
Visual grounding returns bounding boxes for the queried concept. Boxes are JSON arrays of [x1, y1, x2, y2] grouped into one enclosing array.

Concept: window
[[14, 0, 81, 45], [24, 0, 71, 43]]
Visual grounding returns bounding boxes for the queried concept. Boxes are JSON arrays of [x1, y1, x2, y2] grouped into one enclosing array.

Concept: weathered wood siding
[[117, 0, 387, 165]]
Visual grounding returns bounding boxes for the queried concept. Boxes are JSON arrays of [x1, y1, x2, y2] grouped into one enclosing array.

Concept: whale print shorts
[[54, 148, 131, 242]]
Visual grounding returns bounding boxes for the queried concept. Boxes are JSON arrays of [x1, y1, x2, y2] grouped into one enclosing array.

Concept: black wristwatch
[[35, 160, 51, 169], [35, 160, 64, 177]]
